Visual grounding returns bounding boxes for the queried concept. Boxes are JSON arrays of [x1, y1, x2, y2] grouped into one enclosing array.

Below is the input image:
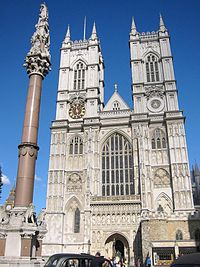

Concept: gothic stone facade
[[42, 19, 198, 264]]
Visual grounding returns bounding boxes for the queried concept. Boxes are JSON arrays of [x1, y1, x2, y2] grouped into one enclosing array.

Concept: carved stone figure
[[39, 3, 48, 22], [24, 203, 36, 224], [145, 85, 164, 100], [67, 173, 82, 192], [0, 206, 9, 225], [37, 208, 46, 227], [154, 168, 170, 188]]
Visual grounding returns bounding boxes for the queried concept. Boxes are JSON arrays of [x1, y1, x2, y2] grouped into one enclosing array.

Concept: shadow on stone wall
[[133, 223, 143, 265]]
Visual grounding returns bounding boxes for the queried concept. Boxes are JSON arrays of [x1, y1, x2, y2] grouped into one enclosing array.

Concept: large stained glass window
[[102, 133, 134, 196]]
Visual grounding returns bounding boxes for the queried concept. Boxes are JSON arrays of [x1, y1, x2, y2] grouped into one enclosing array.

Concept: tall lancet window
[[73, 62, 86, 90], [74, 207, 80, 233], [69, 136, 83, 155], [151, 128, 167, 149], [102, 133, 134, 196], [145, 54, 160, 82]]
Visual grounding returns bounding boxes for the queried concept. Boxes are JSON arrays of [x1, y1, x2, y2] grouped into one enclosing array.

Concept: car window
[[62, 259, 80, 267], [45, 257, 59, 266], [52, 259, 59, 266], [81, 259, 92, 267]]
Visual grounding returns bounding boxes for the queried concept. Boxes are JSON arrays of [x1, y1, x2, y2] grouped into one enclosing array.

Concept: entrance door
[[115, 240, 124, 258], [105, 233, 129, 262]]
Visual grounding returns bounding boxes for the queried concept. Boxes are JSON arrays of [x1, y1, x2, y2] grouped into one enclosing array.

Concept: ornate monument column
[[15, 3, 51, 207], [0, 4, 51, 262]]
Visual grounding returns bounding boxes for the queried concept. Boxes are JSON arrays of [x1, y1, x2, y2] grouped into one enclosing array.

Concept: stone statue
[[0, 206, 9, 225], [29, 3, 50, 56], [24, 203, 36, 224], [39, 3, 48, 22], [37, 208, 46, 227]]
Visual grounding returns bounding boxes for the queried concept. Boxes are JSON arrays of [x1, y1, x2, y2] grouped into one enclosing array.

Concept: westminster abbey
[[42, 16, 200, 265]]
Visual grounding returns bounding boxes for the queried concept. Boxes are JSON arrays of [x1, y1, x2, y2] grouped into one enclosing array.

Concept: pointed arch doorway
[[105, 233, 129, 261]]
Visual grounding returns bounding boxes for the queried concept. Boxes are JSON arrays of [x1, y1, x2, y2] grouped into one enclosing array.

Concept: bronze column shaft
[[15, 74, 43, 207]]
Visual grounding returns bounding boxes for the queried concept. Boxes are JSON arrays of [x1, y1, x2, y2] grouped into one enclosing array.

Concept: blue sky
[[0, 0, 200, 213]]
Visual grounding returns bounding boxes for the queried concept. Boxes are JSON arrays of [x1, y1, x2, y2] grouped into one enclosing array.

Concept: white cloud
[[2, 174, 11, 185], [35, 174, 42, 182]]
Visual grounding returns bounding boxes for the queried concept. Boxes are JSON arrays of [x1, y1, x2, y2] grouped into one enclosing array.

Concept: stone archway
[[105, 233, 129, 262]]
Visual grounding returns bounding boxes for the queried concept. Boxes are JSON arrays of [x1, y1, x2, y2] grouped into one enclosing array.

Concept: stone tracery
[[67, 173, 82, 192], [154, 168, 170, 188]]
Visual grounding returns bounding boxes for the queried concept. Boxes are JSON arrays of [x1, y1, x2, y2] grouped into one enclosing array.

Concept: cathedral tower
[[129, 16, 195, 261], [129, 15, 193, 213], [43, 23, 104, 254], [55, 22, 104, 122]]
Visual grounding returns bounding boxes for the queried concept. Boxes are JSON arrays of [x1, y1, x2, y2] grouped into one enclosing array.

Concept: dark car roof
[[44, 253, 104, 267], [46, 253, 95, 258], [171, 253, 200, 266]]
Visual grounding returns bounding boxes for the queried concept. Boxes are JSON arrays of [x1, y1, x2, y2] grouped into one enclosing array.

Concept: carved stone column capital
[[24, 54, 51, 78]]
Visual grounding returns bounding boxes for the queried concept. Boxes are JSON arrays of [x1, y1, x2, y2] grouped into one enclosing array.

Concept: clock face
[[151, 99, 161, 109], [147, 97, 164, 113], [6, 204, 12, 211], [69, 102, 85, 119]]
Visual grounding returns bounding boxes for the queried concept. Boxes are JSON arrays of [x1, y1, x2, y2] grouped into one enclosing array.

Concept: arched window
[[176, 230, 183, 240], [69, 136, 83, 155], [157, 138, 161, 149], [145, 54, 160, 82], [151, 129, 167, 150], [74, 207, 80, 233], [157, 204, 164, 212], [102, 133, 134, 196], [113, 101, 120, 111], [73, 62, 86, 90], [162, 137, 166, 148], [152, 138, 156, 149]]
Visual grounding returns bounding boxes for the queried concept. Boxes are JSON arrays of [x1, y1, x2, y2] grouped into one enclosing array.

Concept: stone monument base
[[0, 206, 47, 266]]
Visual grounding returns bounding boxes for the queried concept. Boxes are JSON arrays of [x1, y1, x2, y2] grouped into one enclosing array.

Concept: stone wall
[[141, 217, 200, 262]]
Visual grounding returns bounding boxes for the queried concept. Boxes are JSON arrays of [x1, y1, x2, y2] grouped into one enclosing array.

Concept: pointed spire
[[114, 83, 118, 92], [90, 21, 98, 40], [159, 14, 167, 32], [130, 16, 137, 35], [193, 162, 200, 176], [83, 16, 86, 40], [64, 24, 71, 43]]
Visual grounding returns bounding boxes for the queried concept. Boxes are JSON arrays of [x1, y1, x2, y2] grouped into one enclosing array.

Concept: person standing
[[146, 257, 151, 267], [90, 252, 105, 267]]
